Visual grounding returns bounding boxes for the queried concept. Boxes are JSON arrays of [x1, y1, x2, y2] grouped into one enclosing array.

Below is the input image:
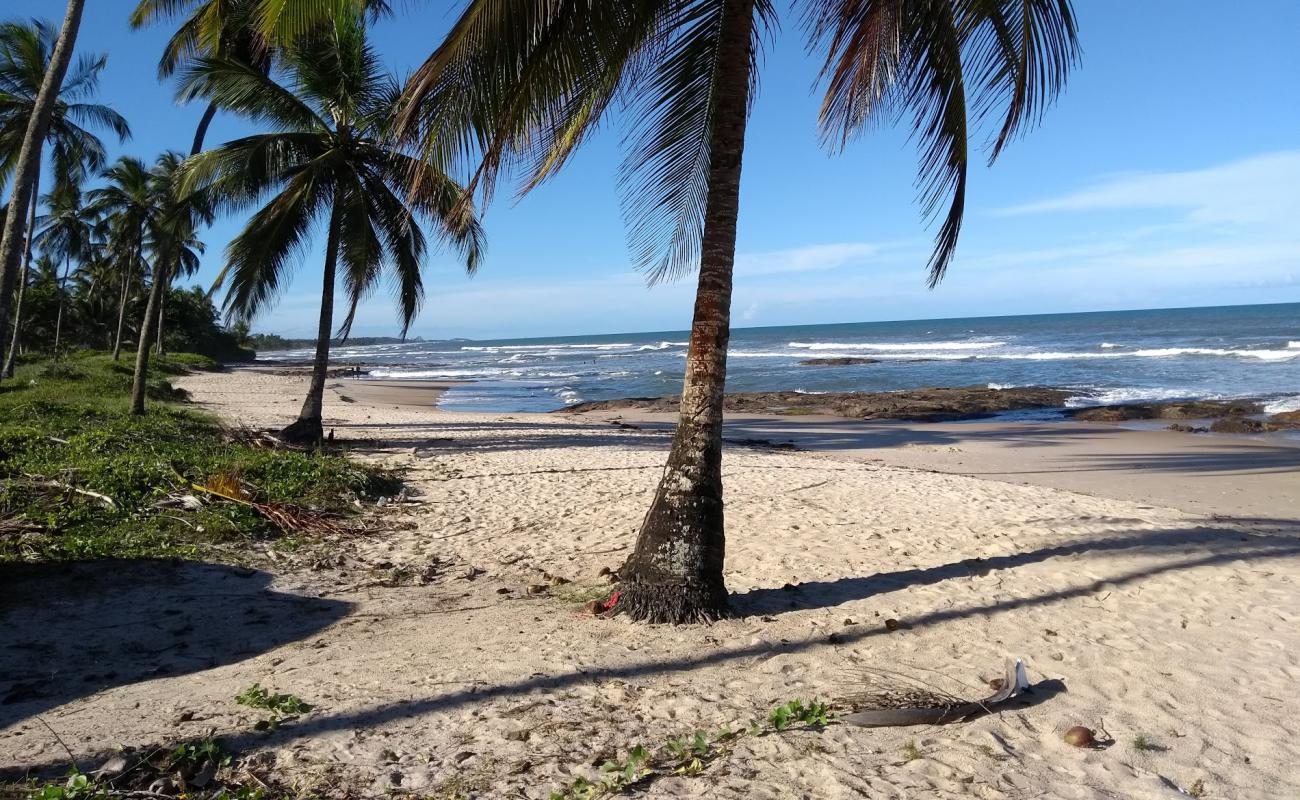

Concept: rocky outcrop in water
[[1069, 400, 1262, 422], [564, 386, 1074, 422]]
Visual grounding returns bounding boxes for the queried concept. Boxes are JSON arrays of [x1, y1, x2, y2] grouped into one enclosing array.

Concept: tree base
[[615, 575, 729, 624], [280, 416, 323, 446]]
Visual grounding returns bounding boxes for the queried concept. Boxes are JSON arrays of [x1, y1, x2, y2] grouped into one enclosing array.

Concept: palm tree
[[129, 0, 392, 155], [0, 16, 130, 374], [88, 157, 155, 361], [33, 178, 97, 358], [178, 13, 483, 443], [0, 1, 91, 377], [396, 1, 1080, 622], [130, 151, 210, 415]]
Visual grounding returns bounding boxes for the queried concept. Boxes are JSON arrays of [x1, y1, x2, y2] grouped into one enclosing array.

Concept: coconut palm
[[88, 157, 155, 361], [178, 13, 483, 443], [0, 2, 115, 377], [0, 15, 130, 374], [394, 0, 1080, 622], [34, 179, 98, 358], [130, 151, 211, 415]]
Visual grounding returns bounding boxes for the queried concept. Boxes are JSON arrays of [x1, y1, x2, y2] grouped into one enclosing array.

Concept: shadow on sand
[[0, 560, 349, 734]]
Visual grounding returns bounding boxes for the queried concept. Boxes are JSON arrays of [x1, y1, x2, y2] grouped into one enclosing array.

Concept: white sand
[[3, 369, 1298, 799]]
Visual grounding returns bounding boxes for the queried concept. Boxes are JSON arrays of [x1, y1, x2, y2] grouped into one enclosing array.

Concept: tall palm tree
[[396, 0, 1080, 623], [33, 179, 97, 358], [89, 157, 155, 361], [0, 1, 91, 377], [130, 151, 210, 415], [0, 16, 130, 374], [178, 13, 484, 443]]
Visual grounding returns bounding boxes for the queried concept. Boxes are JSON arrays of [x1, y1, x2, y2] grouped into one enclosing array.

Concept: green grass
[[0, 353, 398, 563]]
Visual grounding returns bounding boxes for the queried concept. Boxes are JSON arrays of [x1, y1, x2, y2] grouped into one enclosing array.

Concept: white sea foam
[[1289, 341, 1300, 349], [462, 343, 636, 353], [987, 383, 1017, 390], [789, 340, 1002, 351], [1064, 387, 1217, 408], [1264, 395, 1300, 413], [636, 341, 688, 351], [1100, 342, 1121, 349]]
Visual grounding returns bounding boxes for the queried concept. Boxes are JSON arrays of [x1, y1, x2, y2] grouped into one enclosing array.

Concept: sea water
[[260, 302, 1300, 414]]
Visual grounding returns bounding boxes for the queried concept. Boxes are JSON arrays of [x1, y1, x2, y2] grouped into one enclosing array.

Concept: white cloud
[[733, 242, 893, 276], [999, 150, 1300, 228]]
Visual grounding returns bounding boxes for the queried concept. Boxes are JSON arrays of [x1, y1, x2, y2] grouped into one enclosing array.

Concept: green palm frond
[[220, 166, 329, 319], [178, 55, 326, 131]]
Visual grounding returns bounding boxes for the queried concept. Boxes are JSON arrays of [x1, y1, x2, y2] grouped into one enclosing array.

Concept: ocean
[[262, 303, 1300, 414]]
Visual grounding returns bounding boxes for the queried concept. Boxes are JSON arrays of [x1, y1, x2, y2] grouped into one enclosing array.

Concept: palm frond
[[221, 167, 329, 320], [178, 55, 326, 131]]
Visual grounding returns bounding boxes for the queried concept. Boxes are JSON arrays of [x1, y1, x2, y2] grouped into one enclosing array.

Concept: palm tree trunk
[[130, 260, 168, 415], [155, 281, 166, 355], [53, 254, 70, 361], [112, 244, 134, 360], [0, 0, 84, 382], [281, 202, 342, 445], [616, 0, 756, 625], [2, 180, 38, 377], [191, 102, 218, 156]]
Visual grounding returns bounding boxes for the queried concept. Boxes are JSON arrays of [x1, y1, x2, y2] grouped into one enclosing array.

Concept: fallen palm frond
[[189, 469, 352, 537], [11, 474, 119, 510], [221, 425, 308, 451], [839, 659, 1034, 727]]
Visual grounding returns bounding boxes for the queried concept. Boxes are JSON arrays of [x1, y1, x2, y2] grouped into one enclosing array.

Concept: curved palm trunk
[[53, 255, 70, 360], [0, 0, 84, 382], [191, 102, 219, 156], [155, 282, 166, 355], [130, 260, 169, 415], [617, 0, 756, 625], [281, 202, 342, 445], [112, 241, 137, 361], [3, 173, 40, 377]]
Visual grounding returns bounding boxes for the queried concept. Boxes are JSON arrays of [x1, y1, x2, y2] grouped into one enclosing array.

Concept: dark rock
[[564, 386, 1074, 422], [1209, 417, 1266, 434], [1166, 423, 1208, 433], [798, 357, 880, 366], [1269, 410, 1300, 428], [1071, 399, 1262, 422]]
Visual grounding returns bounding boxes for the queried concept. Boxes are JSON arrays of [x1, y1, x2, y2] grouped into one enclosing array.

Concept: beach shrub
[[0, 356, 396, 563]]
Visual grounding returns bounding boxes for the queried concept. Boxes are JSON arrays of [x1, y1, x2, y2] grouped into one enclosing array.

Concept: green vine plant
[[234, 683, 312, 732], [547, 699, 832, 800]]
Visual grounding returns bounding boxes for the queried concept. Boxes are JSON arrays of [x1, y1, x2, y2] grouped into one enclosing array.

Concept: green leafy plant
[[767, 699, 830, 732], [168, 738, 231, 771], [30, 770, 105, 800], [236, 683, 311, 732]]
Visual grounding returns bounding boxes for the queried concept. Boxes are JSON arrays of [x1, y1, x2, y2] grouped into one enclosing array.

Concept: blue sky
[[8, 0, 1300, 340]]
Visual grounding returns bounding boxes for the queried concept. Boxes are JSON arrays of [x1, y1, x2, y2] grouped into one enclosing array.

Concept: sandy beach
[[4, 368, 1298, 799]]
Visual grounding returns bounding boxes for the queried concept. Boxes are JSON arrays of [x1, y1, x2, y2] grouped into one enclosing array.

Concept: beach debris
[[526, 584, 548, 595], [883, 618, 912, 632], [1064, 726, 1096, 747], [841, 659, 1033, 728], [188, 469, 348, 536]]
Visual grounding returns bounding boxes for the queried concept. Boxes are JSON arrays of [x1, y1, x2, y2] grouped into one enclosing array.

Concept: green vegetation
[[0, 354, 397, 563], [547, 699, 831, 799]]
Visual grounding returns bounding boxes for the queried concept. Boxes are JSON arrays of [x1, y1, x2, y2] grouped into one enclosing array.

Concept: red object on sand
[[602, 591, 620, 612]]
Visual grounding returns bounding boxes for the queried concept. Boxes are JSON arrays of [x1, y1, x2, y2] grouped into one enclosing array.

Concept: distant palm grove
[[0, 0, 1078, 623]]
